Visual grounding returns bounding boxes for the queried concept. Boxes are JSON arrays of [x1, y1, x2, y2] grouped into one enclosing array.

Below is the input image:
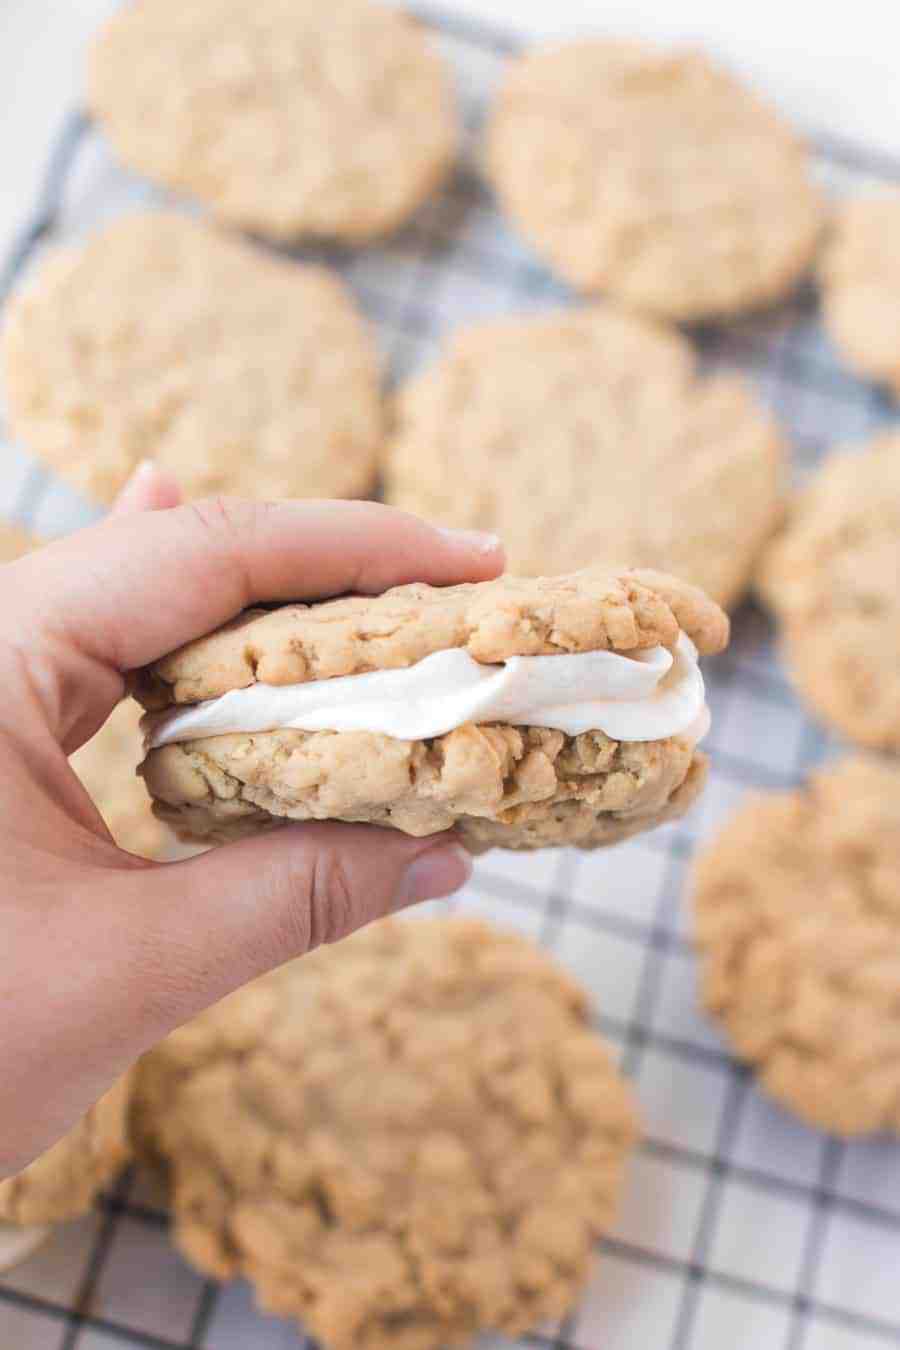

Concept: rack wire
[[1, 7, 899, 1348]]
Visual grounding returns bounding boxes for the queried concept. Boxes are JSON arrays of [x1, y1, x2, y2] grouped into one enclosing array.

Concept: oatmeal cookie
[[88, 0, 456, 242], [693, 759, 900, 1134], [135, 917, 639, 1349], [486, 40, 823, 320], [3, 212, 382, 505]]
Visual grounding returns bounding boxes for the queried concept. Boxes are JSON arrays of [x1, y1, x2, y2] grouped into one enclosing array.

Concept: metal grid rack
[[1, 7, 900, 1348]]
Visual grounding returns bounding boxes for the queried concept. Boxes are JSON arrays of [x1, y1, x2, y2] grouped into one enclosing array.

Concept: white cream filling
[[145, 632, 709, 749]]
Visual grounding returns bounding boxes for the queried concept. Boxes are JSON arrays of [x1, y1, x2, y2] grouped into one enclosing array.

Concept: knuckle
[[187, 495, 262, 542], [303, 849, 358, 951]]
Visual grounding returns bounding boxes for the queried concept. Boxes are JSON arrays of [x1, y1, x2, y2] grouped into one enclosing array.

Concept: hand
[[0, 465, 503, 1178]]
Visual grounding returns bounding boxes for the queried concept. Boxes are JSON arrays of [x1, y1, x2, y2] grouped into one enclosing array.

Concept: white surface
[[2, 0, 900, 256]]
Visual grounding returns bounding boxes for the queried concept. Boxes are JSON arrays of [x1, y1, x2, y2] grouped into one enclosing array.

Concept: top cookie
[[135, 917, 639, 1349], [486, 40, 823, 320], [759, 433, 900, 751], [87, 0, 456, 243], [3, 213, 383, 506], [137, 565, 729, 709], [0, 1072, 134, 1226], [385, 308, 785, 608], [693, 757, 900, 1135], [820, 193, 900, 396]]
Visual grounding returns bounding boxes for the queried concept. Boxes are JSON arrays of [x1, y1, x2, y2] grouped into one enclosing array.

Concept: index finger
[[7, 498, 504, 675]]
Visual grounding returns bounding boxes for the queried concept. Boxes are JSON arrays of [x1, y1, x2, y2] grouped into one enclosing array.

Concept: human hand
[[0, 468, 502, 1177]]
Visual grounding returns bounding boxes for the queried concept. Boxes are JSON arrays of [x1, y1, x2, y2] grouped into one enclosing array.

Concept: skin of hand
[[0, 464, 503, 1179]]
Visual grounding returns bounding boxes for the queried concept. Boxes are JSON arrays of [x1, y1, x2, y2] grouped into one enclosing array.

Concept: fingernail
[[436, 526, 502, 555], [396, 841, 473, 910]]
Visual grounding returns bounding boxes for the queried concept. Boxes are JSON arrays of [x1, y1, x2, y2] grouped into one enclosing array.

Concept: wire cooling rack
[[2, 6, 900, 1349]]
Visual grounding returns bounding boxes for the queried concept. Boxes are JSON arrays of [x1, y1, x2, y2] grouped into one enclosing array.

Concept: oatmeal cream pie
[[134, 916, 639, 1350], [135, 566, 728, 851]]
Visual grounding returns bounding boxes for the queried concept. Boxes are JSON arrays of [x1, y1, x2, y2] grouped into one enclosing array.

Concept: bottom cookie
[[143, 723, 707, 853], [135, 917, 639, 1350]]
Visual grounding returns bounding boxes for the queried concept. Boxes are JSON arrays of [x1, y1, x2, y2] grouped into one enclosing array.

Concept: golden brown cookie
[[385, 308, 785, 606], [820, 193, 900, 395], [72, 699, 174, 860], [135, 566, 728, 849], [135, 917, 639, 1349], [485, 40, 823, 320], [0, 1072, 134, 1228], [759, 433, 900, 751], [88, 0, 456, 243], [2, 212, 382, 506], [692, 759, 900, 1135]]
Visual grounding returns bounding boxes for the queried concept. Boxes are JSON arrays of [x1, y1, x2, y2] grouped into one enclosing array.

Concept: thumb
[[116, 823, 472, 1040]]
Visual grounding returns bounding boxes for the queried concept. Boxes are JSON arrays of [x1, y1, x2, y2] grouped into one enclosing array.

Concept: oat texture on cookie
[[693, 759, 900, 1135], [0, 1072, 134, 1225], [135, 917, 639, 1350], [134, 566, 727, 851], [88, 0, 456, 242], [486, 40, 823, 320], [2, 213, 383, 506], [759, 433, 900, 751], [820, 193, 900, 396], [386, 309, 785, 606]]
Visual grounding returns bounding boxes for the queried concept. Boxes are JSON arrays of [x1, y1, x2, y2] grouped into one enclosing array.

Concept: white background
[[3, 0, 900, 253]]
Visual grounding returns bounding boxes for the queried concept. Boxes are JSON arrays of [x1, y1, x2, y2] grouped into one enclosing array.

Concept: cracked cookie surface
[[0, 1072, 134, 1225], [486, 40, 823, 320], [135, 917, 639, 1349], [820, 193, 900, 396], [692, 759, 900, 1135], [385, 309, 784, 607], [3, 213, 382, 505], [759, 433, 900, 751], [88, 0, 456, 243], [137, 564, 728, 708]]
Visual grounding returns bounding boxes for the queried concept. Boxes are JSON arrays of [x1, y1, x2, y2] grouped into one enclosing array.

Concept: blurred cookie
[[135, 917, 639, 1348], [88, 0, 456, 243], [693, 759, 900, 1135], [135, 565, 727, 850], [386, 308, 785, 607], [72, 699, 173, 860], [759, 433, 900, 751], [3, 212, 382, 505], [820, 193, 900, 395], [486, 40, 823, 320], [0, 1071, 134, 1265], [0, 522, 33, 562]]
